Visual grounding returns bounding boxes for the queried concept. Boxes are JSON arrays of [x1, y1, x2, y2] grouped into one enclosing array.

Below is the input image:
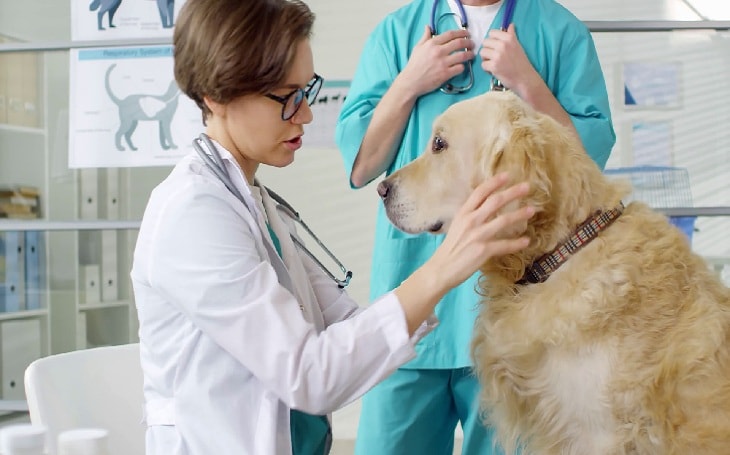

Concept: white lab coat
[[131, 140, 436, 455]]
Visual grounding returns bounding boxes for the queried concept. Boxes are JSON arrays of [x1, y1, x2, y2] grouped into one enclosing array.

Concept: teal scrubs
[[335, 0, 615, 453]]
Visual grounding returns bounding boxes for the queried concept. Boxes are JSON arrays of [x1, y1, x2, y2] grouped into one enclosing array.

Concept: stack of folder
[[0, 185, 41, 219], [0, 230, 45, 313]]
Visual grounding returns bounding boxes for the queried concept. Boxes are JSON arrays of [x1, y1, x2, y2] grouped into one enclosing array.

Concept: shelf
[[657, 207, 730, 217], [0, 124, 46, 135], [78, 301, 131, 311], [0, 22, 728, 55], [584, 20, 730, 33], [0, 37, 172, 53], [705, 256, 730, 265], [0, 309, 48, 321], [0, 400, 28, 412], [0, 220, 141, 231]]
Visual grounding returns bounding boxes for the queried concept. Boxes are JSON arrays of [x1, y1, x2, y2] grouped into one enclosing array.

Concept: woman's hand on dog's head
[[433, 173, 533, 290], [394, 173, 533, 336]]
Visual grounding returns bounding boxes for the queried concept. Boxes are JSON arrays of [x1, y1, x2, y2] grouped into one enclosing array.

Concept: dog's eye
[[432, 135, 447, 154]]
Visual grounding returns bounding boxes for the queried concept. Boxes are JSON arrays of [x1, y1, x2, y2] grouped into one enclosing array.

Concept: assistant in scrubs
[[335, 0, 616, 453], [130, 0, 535, 454]]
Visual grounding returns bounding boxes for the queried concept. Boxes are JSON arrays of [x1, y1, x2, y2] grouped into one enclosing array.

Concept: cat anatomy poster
[[71, 0, 188, 41], [68, 45, 203, 168]]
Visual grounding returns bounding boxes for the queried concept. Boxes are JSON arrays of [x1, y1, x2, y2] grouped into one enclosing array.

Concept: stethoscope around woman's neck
[[192, 133, 353, 289], [193, 134, 251, 211]]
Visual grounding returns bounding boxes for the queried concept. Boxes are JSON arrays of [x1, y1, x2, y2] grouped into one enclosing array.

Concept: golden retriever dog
[[378, 91, 730, 454]]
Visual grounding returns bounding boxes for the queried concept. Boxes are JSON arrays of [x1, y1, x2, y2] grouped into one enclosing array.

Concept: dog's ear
[[482, 108, 554, 216], [480, 106, 569, 276], [482, 100, 529, 179]]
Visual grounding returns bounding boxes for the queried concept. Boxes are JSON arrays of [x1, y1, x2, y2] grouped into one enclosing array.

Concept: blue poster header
[[79, 46, 173, 61]]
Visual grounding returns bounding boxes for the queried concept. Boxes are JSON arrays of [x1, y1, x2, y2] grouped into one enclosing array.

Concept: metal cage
[[604, 166, 696, 242]]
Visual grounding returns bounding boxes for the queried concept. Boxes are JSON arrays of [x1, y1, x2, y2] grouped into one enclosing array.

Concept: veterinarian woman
[[335, 0, 616, 453], [130, 0, 534, 454]]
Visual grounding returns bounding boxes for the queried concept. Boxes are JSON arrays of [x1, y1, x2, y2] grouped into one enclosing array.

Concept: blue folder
[[0, 231, 26, 312], [24, 231, 44, 310]]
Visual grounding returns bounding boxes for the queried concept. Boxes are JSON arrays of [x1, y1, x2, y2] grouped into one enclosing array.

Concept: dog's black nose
[[377, 180, 391, 200]]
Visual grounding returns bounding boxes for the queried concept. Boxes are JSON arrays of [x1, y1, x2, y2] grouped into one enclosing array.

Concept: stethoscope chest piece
[[431, 0, 474, 94], [431, 0, 516, 94]]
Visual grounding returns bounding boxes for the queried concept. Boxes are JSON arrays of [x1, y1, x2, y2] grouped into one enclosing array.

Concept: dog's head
[[379, 91, 627, 284]]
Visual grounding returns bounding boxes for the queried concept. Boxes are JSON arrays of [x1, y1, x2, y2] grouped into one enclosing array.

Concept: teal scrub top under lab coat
[[335, 0, 616, 369]]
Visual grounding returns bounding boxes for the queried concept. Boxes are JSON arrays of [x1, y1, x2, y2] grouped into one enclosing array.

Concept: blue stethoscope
[[430, 0, 517, 93], [192, 133, 353, 288]]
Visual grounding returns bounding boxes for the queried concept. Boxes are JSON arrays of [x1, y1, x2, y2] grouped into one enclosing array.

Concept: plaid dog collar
[[517, 203, 625, 285]]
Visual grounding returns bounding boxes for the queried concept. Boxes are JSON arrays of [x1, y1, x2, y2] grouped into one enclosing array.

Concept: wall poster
[[71, 0, 188, 41], [68, 45, 204, 168], [623, 62, 682, 109], [631, 121, 673, 167]]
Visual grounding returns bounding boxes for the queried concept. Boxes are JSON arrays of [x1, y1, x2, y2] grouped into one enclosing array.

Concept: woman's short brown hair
[[173, 0, 315, 121]]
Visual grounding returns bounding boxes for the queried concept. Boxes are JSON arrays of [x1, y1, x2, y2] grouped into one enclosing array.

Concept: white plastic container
[[57, 428, 109, 455], [0, 424, 47, 455]]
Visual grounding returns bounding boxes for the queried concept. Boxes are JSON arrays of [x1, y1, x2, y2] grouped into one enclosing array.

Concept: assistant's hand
[[479, 24, 541, 96], [398, 26, 475, 98], [429, 173, 533, 290]]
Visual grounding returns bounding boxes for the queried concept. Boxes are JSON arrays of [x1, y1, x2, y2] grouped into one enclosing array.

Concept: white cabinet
[[0, 219, 143, 411], [0, 45, 171, 411]]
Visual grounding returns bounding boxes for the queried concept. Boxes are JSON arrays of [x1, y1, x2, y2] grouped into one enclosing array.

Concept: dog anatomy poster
[[68, 46, 203, 168], [71, 0, 187, 41]]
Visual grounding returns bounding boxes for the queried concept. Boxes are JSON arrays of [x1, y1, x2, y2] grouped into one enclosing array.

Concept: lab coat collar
[[260, 185, 326, 331], [205, 138, 261, 218], [200, 139, 299, 296]]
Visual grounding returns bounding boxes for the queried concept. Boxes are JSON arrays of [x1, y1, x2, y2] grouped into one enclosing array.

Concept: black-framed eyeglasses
[[265, 74, 323, 121]]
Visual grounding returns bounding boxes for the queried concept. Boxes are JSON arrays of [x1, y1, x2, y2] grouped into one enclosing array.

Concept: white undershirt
[[447, 0, 502, 50]]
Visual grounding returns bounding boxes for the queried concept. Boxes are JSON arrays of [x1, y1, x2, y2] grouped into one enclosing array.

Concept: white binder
[[100, 230, 118, 301], [103, 168, 120, 220], [79, 264, 101, 304], [0, 319, 42, 400], [77, 312, 87, 350], [79, 168, 99, 219]]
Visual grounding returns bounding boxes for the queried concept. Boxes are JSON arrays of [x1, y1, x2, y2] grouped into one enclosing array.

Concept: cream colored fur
[[380, 91, 730, 454]]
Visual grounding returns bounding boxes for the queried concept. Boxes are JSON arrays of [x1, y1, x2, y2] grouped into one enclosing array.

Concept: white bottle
[[0, 424, 47, 455], [57, 428, 109, 455]]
